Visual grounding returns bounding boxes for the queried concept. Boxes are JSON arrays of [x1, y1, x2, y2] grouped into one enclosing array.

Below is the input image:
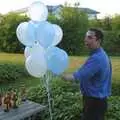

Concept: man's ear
[[96, 39, 101, 45], [96, 38, 100, 42]]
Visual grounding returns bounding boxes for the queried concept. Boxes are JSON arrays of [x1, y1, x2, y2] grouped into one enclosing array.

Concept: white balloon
[[16, 22, 28, 44], [24, 43, 45, 59], [28, 1, 48, 22], [52, 24, 63, 46], [25, 53, 47, 78], [24, 46, 32, 59]]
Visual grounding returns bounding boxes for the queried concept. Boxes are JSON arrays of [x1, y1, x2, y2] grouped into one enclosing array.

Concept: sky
[[0, 0, 120, 18]]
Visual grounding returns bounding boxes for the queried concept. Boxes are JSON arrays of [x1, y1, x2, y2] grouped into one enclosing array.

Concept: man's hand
[[61, 73, 74, 81]]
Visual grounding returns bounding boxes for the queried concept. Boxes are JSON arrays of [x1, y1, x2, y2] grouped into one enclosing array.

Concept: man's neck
[[90, 45, 101, 55], [92, 43, 101, 50]]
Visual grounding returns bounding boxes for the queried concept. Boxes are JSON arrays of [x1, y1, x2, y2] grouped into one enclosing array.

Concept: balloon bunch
[[16, 1, 69, 78]]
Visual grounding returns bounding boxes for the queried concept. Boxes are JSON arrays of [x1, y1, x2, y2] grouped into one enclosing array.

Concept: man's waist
[[83, 95, 107, 101], [80, 88, 110, 99]]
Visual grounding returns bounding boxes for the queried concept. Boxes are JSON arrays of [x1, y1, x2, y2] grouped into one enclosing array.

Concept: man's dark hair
[[88, 28, 104, 43]]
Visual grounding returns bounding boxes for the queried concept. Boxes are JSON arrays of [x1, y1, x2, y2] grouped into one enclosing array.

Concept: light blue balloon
[[26, 21, 36, 45], [29, 20, 40, 28], [36, 21, 55, 48], [46, 47, 69, 75], [16, 21, 36, 46]]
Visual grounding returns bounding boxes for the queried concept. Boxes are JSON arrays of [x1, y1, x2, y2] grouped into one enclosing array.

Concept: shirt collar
[[90, 47, 102, 55]]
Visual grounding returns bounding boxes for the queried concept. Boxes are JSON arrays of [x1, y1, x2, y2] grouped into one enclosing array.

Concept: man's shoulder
[[87, 54, 100, 65], [93, 48, 107, 59], [90, 53, 101, 60], [90, 52, 105, 64], [91, 49, 110, 66]]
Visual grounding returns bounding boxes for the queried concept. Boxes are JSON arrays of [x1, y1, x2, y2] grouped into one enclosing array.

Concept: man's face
[[84, 31, 98, 49]]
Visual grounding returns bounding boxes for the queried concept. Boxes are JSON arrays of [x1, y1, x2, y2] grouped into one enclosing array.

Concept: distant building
[[13, 5, 100, 20], [79, 7, 100, 19]]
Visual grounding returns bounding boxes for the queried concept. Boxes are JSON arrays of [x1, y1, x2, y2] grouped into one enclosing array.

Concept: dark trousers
[[81, 96, 107, 120]]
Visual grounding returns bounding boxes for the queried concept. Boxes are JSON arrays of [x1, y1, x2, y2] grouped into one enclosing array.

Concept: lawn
[[0, 53, 120, 88], [0, 53, 120, 120], [0, 53, 40, 89], [0, 53, 24, 64]]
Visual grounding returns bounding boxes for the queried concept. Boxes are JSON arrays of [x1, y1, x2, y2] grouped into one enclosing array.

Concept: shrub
[[0, 63, 29, 83], [107, 96, 120, 120], [27, 79, 82, 120], [111, 82, 120, 96], [27, 78, 120, 120]]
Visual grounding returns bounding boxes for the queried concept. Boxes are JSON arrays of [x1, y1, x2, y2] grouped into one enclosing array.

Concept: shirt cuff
[[73, 72, 80, 82]]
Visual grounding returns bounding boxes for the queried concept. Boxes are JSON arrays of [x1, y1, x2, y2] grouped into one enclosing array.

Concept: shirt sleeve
[[73, 56, 100, 81]]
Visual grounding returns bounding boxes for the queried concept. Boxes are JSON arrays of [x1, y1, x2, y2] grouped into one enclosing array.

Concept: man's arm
[[73, 56, 100, 81]]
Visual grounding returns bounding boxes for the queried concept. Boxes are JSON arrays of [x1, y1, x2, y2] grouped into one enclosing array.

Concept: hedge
[[0, 63, 29, 83], [27, 78, 120, 120]]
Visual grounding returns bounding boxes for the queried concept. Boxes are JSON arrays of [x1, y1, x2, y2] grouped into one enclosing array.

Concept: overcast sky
[[0, 0, 120, 18]]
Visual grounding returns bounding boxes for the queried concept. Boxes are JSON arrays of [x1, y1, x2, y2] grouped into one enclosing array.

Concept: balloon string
[[43, 72, 53, 120]]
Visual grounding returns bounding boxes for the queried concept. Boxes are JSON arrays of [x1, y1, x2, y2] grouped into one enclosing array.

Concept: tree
[[89, 19, 103, 29], [0, 12, 28, 53], [57, 5, 89, 55], [102, 16, 112, 30], [111, 14, 120, 31]]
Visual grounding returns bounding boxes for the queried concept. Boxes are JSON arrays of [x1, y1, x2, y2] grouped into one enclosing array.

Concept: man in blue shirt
[[62, 28, 112, 120]]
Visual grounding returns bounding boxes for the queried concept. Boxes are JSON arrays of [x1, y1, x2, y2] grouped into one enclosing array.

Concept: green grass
[[0, 53, 119, 120], [0, 53, 120, 89], [0, 53, 24, 64], [0, 53, 40, 90]]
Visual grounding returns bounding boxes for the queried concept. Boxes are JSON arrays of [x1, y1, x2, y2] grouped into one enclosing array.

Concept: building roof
[[79, 8, 100, 14], [47, 5, 62, 12], [13, 5, 100, 15], [14, 7, 27, 13]]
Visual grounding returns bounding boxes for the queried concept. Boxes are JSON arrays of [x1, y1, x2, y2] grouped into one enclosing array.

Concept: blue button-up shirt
[[73, 47, 112, 98]]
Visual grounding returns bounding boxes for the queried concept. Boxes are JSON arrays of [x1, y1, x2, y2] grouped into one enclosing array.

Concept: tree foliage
[[57, 5, 89, 55], [0, 12, 28, 53], [0, 8, 119, 55], [111, 14, 120, 31]]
